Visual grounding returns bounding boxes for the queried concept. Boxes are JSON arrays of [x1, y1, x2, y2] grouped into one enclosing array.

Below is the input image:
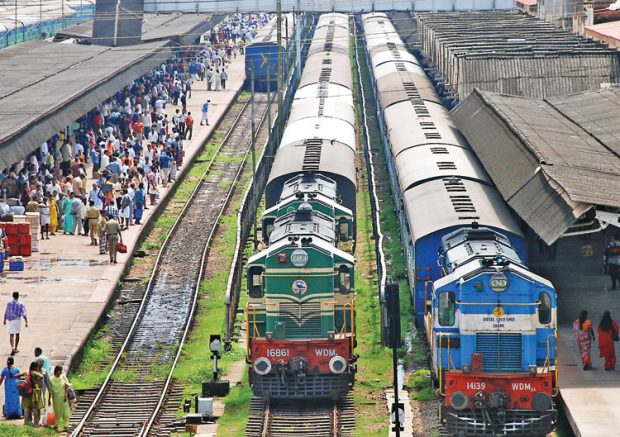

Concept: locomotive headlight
[[450, 391, 469, 411], [532, 392, 552, 412], [254, 357, 272, 376], [329, 356, 347, 374], [528, 365, 538, 376], [489, 273, 508, 292]]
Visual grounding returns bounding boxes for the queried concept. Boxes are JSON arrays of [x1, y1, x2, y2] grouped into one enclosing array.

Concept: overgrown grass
[[349, 28, 391, 437], [213, 371, 253, 436], [112, 368, 138, 382], [70, 329, 112, 390], [0, 424, 57, 437], [353, 190, 392, 437], [408, 369, 434, 401]]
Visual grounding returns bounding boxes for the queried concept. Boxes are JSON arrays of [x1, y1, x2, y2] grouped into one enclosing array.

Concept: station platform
[[558, 326, 620, 437], [528, 231, 620, 437], [0, 53, 246, 417]]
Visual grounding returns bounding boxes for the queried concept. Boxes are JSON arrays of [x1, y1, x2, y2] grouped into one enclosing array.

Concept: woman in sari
[[63, 193, 75, 235], [49, 196, 59, 235], [597, 311, 619, 371], [18, 361, 44, 427], [574, 310, 595, 370], [49, 365, 71, 431], [0, 357, 22, 419]]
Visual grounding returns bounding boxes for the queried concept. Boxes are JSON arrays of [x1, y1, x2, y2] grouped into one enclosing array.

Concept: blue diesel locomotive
[[362, 13, 558, 436]]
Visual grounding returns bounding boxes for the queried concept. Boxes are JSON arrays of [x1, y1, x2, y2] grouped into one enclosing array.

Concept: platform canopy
[[0, 40, 171, 171], [452, 88, 620, 244], [55, 13, 220, 46]]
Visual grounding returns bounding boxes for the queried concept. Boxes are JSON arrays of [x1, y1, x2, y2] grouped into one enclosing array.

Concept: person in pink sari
[[574, 310, 595, 370]]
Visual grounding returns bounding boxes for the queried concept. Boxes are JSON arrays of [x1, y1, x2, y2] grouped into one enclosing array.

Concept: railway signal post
[[387, 283, 404, 435]]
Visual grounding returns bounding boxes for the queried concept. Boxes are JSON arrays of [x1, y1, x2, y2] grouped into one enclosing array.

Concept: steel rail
[[141, 95, 273, 436], [70, 98, 252, 437]]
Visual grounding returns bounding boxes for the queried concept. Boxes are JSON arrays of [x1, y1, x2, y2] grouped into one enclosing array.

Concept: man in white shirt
[[142, 112, 152, 135], [147, 129, 159, 144], [40, 141, 49, 159], [74, 141, 85, 158], [46, 178, 62, 197], [155, 98, 165, 114], [100, 151, 110, 170]]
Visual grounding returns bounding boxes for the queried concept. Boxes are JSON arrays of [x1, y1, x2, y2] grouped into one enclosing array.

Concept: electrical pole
[[295, 10, 301, 81], [250, 65, 258, 249], [266, 55, 272, 144], [39, 0, 43, 40], [276, 0, 283, 144], [14, 0, 17, 45]]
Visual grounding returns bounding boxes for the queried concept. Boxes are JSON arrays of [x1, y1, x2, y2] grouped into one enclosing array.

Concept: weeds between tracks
[[351, 20, 439, 437]]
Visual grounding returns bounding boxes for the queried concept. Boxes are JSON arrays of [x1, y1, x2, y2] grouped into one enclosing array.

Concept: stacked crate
[[25, 212, 40, 252], [0, 222, 32, 257]]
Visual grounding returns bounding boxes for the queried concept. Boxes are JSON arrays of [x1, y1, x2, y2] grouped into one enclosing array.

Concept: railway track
[[69, 93, 271, 437], [245, 396, 355, 437]]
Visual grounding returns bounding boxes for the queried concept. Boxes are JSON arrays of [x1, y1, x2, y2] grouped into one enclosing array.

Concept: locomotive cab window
[[248, 266, 264, 298], [438, 291, 456, 326], [338, 218, 349, 242], [538, 292, 551, 324], [338, 265, 351, 294], [263, 218, 275, 241]]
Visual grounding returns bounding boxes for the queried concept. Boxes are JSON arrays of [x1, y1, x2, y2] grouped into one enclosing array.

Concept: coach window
[[539, 292, 551, 324], [439, 292, 456, 326], [248, 266, 264, 298], [338, 265, 351, 294]]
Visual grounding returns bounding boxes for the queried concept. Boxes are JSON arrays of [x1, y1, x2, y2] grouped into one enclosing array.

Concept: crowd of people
[[0, 13, 265, 265], [1, 293, 72, 430]]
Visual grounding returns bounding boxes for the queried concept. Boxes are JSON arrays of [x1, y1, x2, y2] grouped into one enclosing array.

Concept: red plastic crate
[[5, 224, 17, 235], [18, 234, 31, 245], [19, 245, 31, 257], [7, 234, 17, 246], [8, 245, 19, 256], [17, 223, 30, 235]]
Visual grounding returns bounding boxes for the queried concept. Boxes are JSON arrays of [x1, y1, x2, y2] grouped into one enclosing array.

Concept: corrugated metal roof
[[54, 23, 93, 40], [547, 88, 620, 156], [452, 88, 620, 244], [0, 40, 171, 171], [55, 13, 218, 46], [414, 10, 620, 99]]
